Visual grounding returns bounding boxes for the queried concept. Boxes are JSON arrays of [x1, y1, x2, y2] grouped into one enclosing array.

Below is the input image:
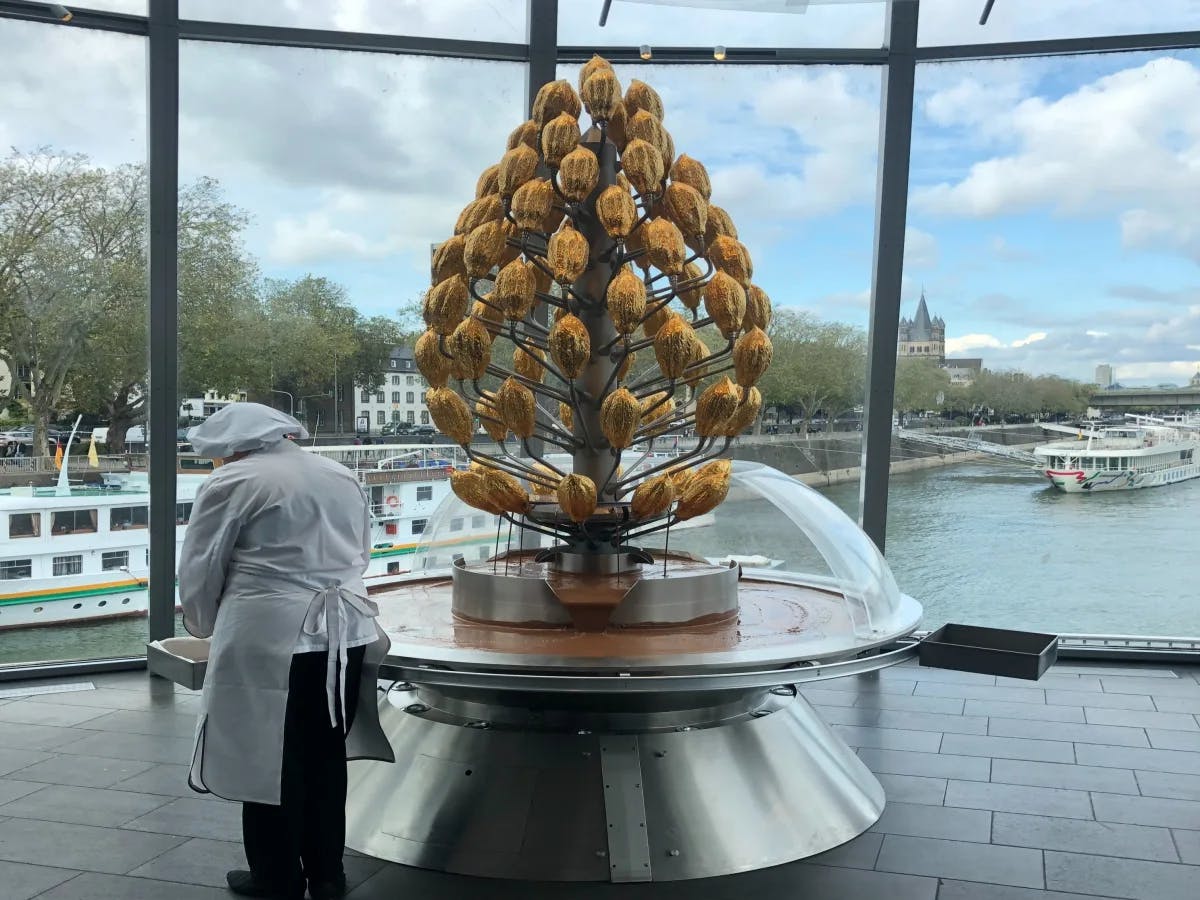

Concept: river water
[[2, 459, 1196, 666]]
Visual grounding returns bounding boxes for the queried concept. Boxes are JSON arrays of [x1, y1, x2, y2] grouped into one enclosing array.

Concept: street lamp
[[270, 390, 294, 418]]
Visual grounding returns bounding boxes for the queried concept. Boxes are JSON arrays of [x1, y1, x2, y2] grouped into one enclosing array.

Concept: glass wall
[[919, 0, 1200, 46], [0, 18, 149, 664], [892, 48, 1200, 636]]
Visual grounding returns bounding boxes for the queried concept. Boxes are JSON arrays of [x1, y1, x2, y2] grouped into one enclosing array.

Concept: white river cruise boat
[[1033, 415, 1200, 493]]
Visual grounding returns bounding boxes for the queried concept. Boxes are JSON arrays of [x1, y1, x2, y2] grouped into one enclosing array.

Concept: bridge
[[1088, 386, 1200, 411]]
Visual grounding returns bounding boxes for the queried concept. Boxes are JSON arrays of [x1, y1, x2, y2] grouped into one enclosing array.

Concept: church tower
[[897, 292, 945, 363]]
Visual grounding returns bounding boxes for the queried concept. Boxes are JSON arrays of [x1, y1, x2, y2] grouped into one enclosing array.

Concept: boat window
[[0, 559, 32, 580], [416, 486, 433, 502], [110, 506, 149, 530], [471, 515, 485, 528], [176, 502, 193, 525], [52, 554, 82, 577], [411, 519, 427, 535], [478, 546, 490, 560], [9, 512, 41, 539], [387, 561, 401, 575], [52, 509, 98, 535], [450, 517, 463, 532], [102, 550, 130, 571]]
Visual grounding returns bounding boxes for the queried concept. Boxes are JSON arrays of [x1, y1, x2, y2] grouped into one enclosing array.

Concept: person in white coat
[[180, 403, 393, 900]]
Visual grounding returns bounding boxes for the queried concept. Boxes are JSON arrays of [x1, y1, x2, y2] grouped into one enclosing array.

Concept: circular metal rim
[[381, 568, 923, 676]]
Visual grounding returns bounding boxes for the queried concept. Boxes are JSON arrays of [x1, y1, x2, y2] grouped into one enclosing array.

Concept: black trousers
[[242, 645, 366, 894]]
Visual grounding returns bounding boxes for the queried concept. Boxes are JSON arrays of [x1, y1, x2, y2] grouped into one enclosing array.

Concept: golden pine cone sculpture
[[581, 69, 622, 120], [630, 473, 676, 520], [596, 184, 637, 240], [496, 376, 537, 440], [695, 377, 741, 437], [497, 144, 539, 198], [426, 388, 474, 446], [733, 327, 772, 388], [626, 109, 667, 158], [723, 386, 762, 437], [507, 119, 538, 151], [621, 138, 665, 196], [674, 261, 705, 311], [708, 234, 752, 287], [448, 315, 492, 382], [475, 164, 500, 199], [513, 344, 545, 383], [557, 473, 598, 523], [494, 258, 537, 322], [624, 79, 664, 121], [541, 112, 581, 167], [549, 312, 591, 379], [644, 217, 686, 275], [511, 178, 554, 232], [703, 270, 748, 337], [669, 154, 712, 200], [414, 329, 451, 389], [606, 266, 647, 335], [559, 146, 599, 202], [578, 54, 613, 92], [422, 275, 469, 335], [653, 313, 693, 379], [464, 219, 509, 278], [705, 204, 738, 245], [532, 79, 582, 126], [455, 194, 503, 236], [431, 235, 467, 283], [548, 223, 589, 284], [661, 182, 708, 240], [600, 387, 641, 450], [744, 284, 772, 331]]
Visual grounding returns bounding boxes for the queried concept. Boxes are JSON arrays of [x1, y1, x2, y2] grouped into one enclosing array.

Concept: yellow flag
[[88, 435, 99, 468], [54, 443, 63, 471]]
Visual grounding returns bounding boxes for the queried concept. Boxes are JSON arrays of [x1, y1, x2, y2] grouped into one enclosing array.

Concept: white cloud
[[1011, 332, 1048, 348], [947, 333, 1005, 354], [1086, 330, 1109, 337], [904, 228, 939, 268], [268, 213, 402, 265]]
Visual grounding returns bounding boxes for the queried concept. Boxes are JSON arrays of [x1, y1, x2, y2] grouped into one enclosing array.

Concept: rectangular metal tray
[[918, 624, 1058, 681], [146, 637, 210, 690]]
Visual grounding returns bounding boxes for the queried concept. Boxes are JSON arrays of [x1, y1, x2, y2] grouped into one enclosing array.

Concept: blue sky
[[2, 1, 1199, 386]]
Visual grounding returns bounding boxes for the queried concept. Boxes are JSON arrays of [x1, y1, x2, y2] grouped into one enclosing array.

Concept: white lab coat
[[180, 440, 393, 805]]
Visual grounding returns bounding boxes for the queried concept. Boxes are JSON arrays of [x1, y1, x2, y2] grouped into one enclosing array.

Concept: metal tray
[[919, 624, 1058, 681], [146, 637, 210, 690]]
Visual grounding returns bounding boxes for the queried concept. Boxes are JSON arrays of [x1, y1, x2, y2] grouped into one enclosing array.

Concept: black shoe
[[226, 869, 303, 899], [307, 874, 348, 899]]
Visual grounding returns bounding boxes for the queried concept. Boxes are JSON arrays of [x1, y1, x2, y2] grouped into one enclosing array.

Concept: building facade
[[1095, 364, 1115, 387], [353, 346, 430, 432], [897, 292, 945, 363]]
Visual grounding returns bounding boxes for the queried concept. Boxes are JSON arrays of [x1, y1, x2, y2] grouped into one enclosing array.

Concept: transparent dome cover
[[409, 460, 917, 640]]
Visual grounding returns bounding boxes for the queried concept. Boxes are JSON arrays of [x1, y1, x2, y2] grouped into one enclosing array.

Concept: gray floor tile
[[870, 801, 991, 842], [34, 872, 230, 899], [993, 811, 1179, 861], [126, 836, 245, 888], [61, 730, 192, 766], [805, 831, 882, 870], [963, 700, 1085, 723], [1086, 708, 1200, 732], [991, 759, 1140, 794], [1053, 665, 1181, 679], [1101, 677, 1200, 698], [0, 817, 184, 874], [94, 671, 194, 694], [78, 708, 198, 739], [0, 747, 42, 777], [1075, 743, 1200, 775], [1045, 850, 1199, 900], [0, 721, 91, 751], [857, 747, 991, 782], [813, 705, 881, 726], [914, 682, 1045, 703], [879, 666, 996, 686], [832, 724, 943, 752], [872, 710, 989, 735], [32, 687, 199, 713], [797, 687, 859, 707], [110, 763, 214, 799], [7, 753, 157, 788], [999, 674, 1105, 691], [1047, 690, 1155, 711], [1153, 696, 1200, 715], [875, 834, 1043, 889], [1173, 829, 1200, 864], [816, 674, 902, 693], [0, 859, 78, 900], [0, 783, 171, 827], [854, 692, 965, 715], [0, 778, 45, 805], [1146, 729, 1200, 752], [941, 733, 1076, 763], [874, 773, 946, 805], [1091, 792, 1200, 830], [122, 796, 242, 841], [0, 701, 109, 728], [946, 779, 1095, 819], [1136, 770, 1200, 802], [989, 717, 1149, 748], [938, 881, 1132, 900]]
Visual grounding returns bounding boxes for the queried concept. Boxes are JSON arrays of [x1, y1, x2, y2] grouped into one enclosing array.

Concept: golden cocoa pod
[[578, 54, 613, 92], [621, 138, 665, 197], [639, 390, 675, 428], [447, 315, 492, 381], [661, 182, 707, 239], [475, 396, 508, 443], [497, 144, 539, 198], [596, 184, 637, 240], [541, 112, 581, 167], [616, 169, 633, 195], [422, 275, 469, 335], [528, 462, 560, 498], [644, 217, 686, 276], [669, 154, 711, 200], [431, 235, 467, 284], [494, 258, 537, 321], [549, 312, 591, 379], [513, 344, 545, 383], [738, 240, 754, 282], [624, 79, 664, 121], [676, 470, 731, 521], [533, 263, 553, 296], [511, 178, 554, 232], [626, 109, 667, 159], [698, 458, 732, 481], [624, 220, 649, 271], [548, 223, 589, 284], [414, 329, 451, 389], [617, 350, 636, 382], [558, 145, 599, 202], [733, 326, 772, 388], [557, 473, 598, 523], [683, 337, 709, 390], [608, 100, 630, 151], [541, 207, 565, 235], [558, 400, 574, 431], [532, 79, 581, 126], [642, 302, 672, 339], [464, 220, 508, 279], [661, 128, 676, 173], [653, 313, 692, 379], [707, 234, 751, 287], [668, 465, 697, 497], [455, 193, 503, 236], [744, 284, 772, 332], [496, 376, 536, 440], [722, 386, 762, 437], [600, 387, 641, 450], [475, 164, 500, 199], [507, 119, 538, 151], [451, 469, 501, 515], [705, 203, 738, 245], [674, 260, 705, 312], [630, 473, 675, 520], [483, 467, 531, 515], [426, 387, 474, 446], [606, 266, 647, 335], [472, 296, 504, 327], [695, 377, 740, 437], [581, 68, 622, 120], [703, 270, 748, 337]]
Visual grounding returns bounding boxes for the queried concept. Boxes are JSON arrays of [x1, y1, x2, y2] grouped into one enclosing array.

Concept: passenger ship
[[1033, 415, 1200, 493], [0, 444, 498, 631]]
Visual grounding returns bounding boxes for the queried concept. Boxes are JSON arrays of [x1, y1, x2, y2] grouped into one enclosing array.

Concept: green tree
[[756, 310, 866, 427], [894, 358, 950, 415]]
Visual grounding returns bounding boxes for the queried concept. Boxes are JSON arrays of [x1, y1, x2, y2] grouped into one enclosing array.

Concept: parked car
[[381, 421, 416, 437], [0, 425, 62, 456], [411, 424, 437, 438]]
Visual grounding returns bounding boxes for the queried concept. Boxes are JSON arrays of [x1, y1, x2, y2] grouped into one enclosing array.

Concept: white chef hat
[[186, 402, 309, 459]]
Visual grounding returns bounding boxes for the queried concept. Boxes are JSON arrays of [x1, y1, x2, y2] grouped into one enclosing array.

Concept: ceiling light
[[713, 45, 727, 61], [48, 4, 72, 22], [640, 45, 652, 60]]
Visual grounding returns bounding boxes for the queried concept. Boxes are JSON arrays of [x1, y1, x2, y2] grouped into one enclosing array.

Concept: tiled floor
[[0, 661, 1198, 899]]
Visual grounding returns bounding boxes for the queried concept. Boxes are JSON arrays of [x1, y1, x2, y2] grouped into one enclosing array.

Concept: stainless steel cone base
[[345, 685, 884, 883]]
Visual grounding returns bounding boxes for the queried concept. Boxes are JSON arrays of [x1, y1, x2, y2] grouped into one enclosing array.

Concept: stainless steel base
[[346, 684, 884, 882]]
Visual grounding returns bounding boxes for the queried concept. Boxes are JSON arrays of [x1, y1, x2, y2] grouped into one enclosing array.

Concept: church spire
[[912, 290, 933, 340]]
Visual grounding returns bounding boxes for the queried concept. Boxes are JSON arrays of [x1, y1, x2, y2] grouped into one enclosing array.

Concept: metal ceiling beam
[[557, 44, 888, 65], [0, 0, 146, 33], [917, 29, 1200, 61]]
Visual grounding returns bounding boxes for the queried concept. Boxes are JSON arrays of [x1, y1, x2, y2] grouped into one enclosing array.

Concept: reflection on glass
[[920, 0, 1200, 46]]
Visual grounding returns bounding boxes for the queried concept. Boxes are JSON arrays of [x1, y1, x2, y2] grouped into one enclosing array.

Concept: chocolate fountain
[[345, 58, 923, 882]]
